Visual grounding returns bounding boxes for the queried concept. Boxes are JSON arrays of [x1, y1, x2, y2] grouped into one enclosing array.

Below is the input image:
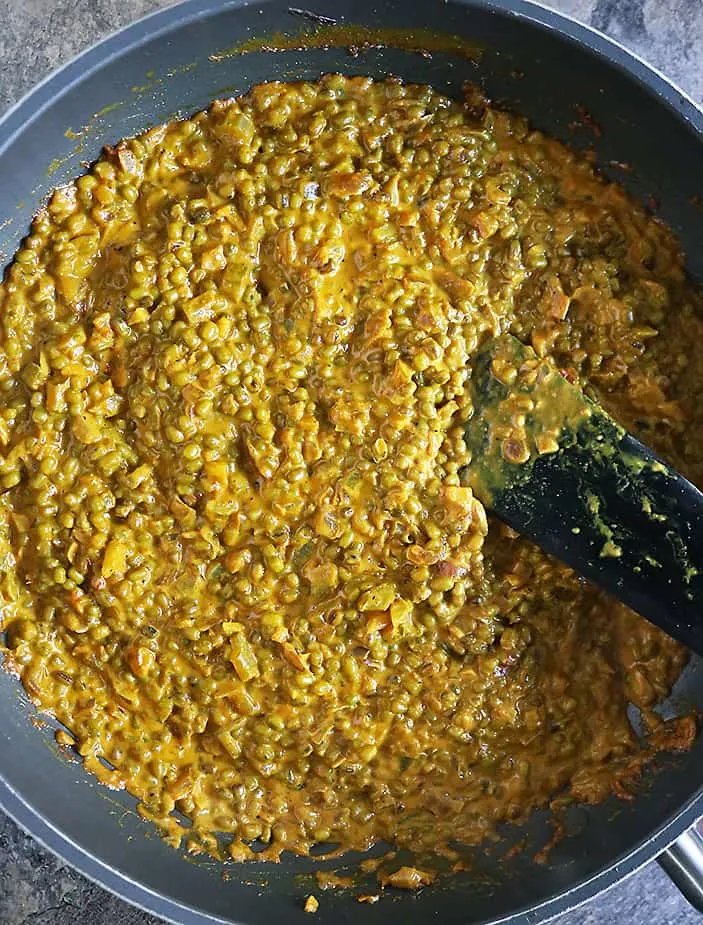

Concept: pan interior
[[1, 1, 702, 923]]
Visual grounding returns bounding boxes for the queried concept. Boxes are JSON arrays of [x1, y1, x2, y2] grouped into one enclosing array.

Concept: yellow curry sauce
[[0, 76, 698, 862]]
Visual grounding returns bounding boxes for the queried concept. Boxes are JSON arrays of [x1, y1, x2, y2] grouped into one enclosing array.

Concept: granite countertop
[[0, 0, 702, 922]]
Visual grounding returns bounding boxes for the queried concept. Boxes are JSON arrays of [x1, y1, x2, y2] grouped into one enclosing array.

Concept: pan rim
[[1, 1, 702, 923], [3, 729, 703, 925], [2, 0, 703, 157]]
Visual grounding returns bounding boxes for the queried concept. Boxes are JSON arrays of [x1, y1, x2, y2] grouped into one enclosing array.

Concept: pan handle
[[658, 824, 703, 913]]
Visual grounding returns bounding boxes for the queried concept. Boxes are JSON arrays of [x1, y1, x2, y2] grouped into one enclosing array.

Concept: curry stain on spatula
[[464, 333, 703, 655]]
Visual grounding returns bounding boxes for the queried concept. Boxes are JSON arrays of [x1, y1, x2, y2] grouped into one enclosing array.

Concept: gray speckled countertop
[[0, 0, 702, 922]]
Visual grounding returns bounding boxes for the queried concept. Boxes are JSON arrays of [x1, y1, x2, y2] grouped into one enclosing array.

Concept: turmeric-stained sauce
[[0, 76, 697, 863]]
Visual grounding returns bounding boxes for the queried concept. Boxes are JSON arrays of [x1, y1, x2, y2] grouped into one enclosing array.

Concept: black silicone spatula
[[464, 333, 703, 654]]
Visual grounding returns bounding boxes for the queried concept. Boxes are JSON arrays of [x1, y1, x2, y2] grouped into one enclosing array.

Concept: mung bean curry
[[0, 75, 699, 867]]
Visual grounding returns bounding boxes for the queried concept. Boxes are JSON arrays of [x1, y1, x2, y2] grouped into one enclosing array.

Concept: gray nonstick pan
[[1, 1, 703, 922]]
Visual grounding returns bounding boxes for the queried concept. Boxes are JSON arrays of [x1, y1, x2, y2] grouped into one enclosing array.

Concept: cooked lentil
[[0, 75, 698, 862]]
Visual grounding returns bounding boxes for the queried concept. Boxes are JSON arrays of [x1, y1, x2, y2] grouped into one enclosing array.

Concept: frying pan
[[1, 1, 703, 922]]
